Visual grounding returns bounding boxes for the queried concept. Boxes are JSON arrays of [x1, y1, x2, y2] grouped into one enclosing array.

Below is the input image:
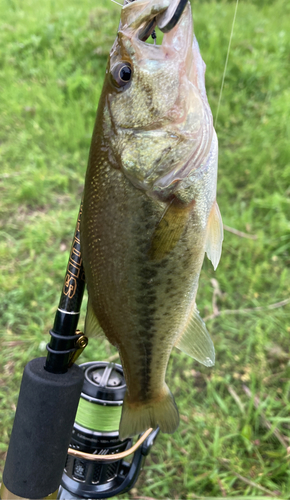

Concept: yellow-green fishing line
[[75, 398, 122, 432]]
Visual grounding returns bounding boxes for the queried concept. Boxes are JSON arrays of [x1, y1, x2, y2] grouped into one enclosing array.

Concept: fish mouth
[[123, 0, 188, 41], [120, 0, 191, 44]]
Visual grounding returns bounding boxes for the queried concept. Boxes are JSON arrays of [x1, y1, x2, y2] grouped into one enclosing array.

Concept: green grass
[[1, 0, 290, 497]]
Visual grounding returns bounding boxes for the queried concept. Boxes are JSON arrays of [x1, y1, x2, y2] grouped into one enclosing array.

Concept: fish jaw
[[120, 0, 171, 37]]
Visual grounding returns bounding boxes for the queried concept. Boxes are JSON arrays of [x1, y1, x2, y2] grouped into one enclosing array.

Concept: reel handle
[[58, 428, 159, 500]]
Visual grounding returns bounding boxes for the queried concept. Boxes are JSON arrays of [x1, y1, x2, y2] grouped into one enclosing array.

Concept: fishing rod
[[0, 200, 159, 500], [0, 1, 189, 498], [0, 201, 159, 500]]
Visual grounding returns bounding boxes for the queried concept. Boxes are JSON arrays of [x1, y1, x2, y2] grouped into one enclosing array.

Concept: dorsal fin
[[205, 200, 223, 270], [175, 303, 215, 367]]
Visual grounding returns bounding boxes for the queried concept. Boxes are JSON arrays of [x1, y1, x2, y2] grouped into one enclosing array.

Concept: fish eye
[[111, 62, 133, 88]]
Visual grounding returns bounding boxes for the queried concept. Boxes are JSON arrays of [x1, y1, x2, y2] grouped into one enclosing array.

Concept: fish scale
[[81, 0, 223, 440]]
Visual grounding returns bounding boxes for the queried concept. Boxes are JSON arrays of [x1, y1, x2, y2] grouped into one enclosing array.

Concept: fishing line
[[110, 0, 123, 7], [75, 397, 122, 432], [215, 0, 239, 129], [74, 362, 126, 433]]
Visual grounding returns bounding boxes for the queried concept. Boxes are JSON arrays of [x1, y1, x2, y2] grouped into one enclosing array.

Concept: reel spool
[[58, 361, 159, 499]]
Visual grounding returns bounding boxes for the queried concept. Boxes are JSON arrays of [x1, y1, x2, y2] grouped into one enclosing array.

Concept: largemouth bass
[[81, 0, 223, 440]]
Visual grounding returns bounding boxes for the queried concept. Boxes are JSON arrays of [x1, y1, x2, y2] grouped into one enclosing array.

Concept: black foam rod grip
[[3, 358, 84, 499]]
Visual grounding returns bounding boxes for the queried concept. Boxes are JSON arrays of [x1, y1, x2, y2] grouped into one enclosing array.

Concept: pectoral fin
[[149, 200, 193, 261], [84, 298, 106, 338], [205, 201, 223, 270], [175, 304, 215, 367]]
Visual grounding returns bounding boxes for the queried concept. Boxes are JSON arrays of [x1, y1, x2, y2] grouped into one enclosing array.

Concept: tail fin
[[119, 385, 179, 440]]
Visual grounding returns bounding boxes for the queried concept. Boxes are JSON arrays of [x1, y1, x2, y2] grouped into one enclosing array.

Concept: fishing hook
[[127, 0, 189, 42]]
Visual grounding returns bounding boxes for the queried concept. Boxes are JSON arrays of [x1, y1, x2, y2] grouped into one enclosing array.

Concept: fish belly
[[82, 152, 207, 438]]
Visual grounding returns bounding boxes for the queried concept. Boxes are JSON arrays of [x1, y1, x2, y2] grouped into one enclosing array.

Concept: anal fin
[[175, 304, 215, 367], [205, 200, 223, 270]]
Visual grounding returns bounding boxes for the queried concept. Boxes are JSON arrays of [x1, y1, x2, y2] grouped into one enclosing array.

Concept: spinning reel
[[58, 361, 159, 499]]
